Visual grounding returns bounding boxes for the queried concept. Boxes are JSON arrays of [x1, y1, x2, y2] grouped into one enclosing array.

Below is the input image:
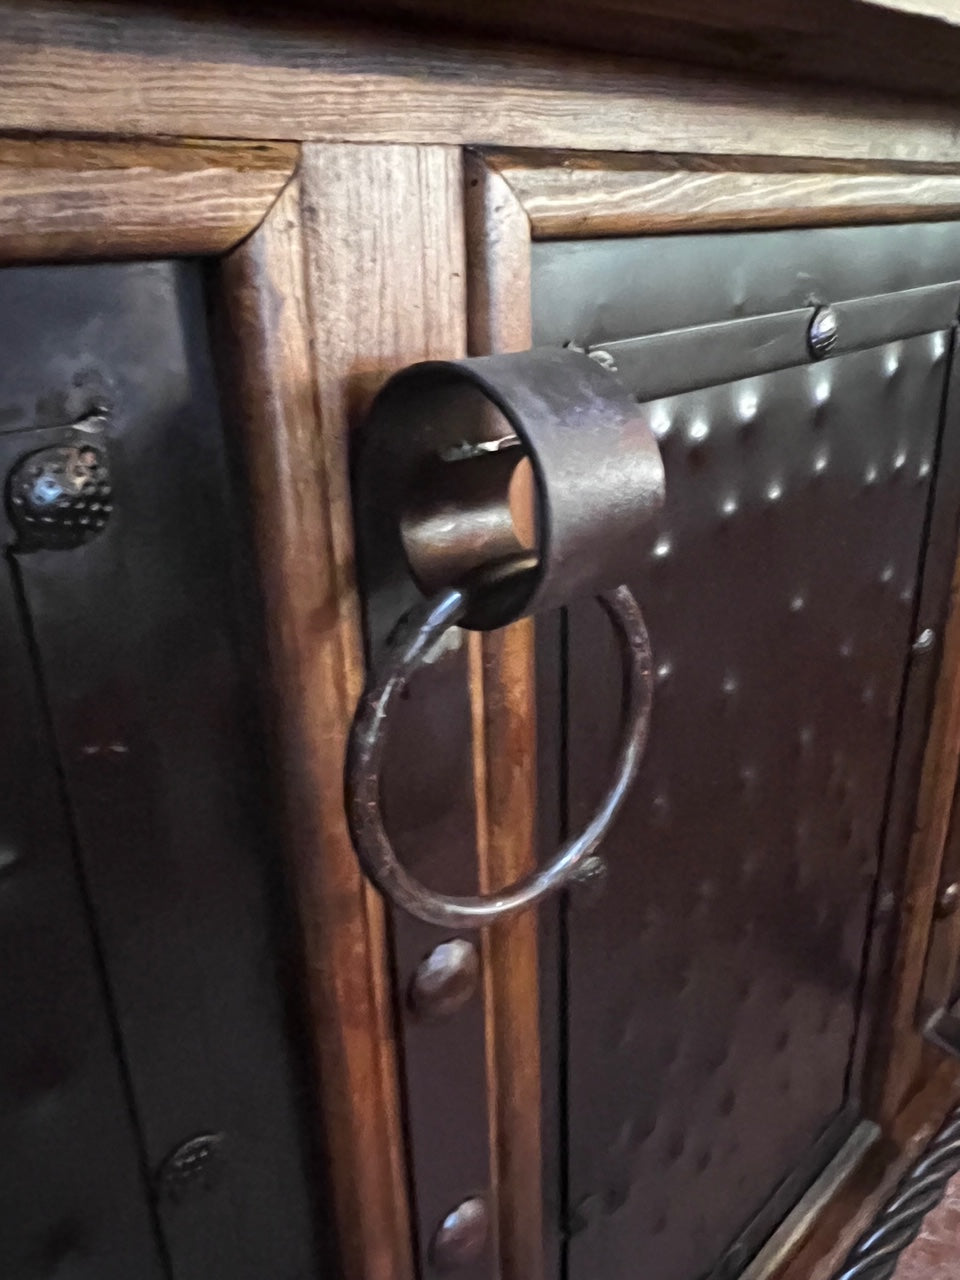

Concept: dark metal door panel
[[532, 226, 960, 1280], [0, 546, 167, 1278], [0, 261, 322, 1280], [562, 339, 946, 1280]]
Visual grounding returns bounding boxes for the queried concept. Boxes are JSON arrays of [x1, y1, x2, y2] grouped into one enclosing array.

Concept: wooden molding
[[484, 150, 960, 238], [771, 1061, 960, 1280], [219, 170, 424, 1280], [868, 548, 960, 1126], [0, 136, 297, 262], [6, 6, 960, 163], [464, 153, 543, 1280]]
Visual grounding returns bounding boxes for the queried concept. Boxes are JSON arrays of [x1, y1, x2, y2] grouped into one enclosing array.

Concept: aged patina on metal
[[346, 348, 665, 929], [346, 559, 654, 929]]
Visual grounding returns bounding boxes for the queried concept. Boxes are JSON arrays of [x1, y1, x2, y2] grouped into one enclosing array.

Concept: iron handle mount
[[345, 556, 653, 930], [345, 348, 666, 929]]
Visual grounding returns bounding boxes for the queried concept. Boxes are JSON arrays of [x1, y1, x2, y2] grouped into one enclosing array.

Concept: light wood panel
[[464, 153, 543, 1280], [0, 136, 296, 260], [218, 149, 469, 1280], [6, 6, 960, 163], [484, 151, 960, 238]]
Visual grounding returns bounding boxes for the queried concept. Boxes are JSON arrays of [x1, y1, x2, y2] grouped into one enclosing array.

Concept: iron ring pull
[[344, 560, 654, 930]]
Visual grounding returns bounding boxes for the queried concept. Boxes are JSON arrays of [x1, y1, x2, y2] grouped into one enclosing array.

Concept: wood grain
[[485, 152, 960, 238], [465, 153, 542, 1280], [287, 0, 960, 105], [219, 168, 437, 1280], [869, 549, 960, 1128], [7, 6, 960, 163], [0, 136, 296, 261]]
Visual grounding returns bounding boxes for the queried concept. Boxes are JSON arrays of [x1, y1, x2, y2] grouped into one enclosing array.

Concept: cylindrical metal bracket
[[346, 347, 665, 928], [353, 348, 665, 656]]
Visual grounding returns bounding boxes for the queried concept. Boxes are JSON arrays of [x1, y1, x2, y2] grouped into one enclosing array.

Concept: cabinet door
[[0, 260, 322, 1280], [531, 225, 960, 1280]]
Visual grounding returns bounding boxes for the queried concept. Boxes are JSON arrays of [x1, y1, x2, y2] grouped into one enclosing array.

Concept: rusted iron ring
[[345, 557, 653, 929]]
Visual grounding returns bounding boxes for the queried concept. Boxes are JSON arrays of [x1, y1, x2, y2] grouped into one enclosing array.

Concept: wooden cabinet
[[5, 6, 960, 1280]]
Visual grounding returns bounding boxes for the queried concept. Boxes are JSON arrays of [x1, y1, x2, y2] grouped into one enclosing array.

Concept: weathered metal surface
[[534, 227, 960, 1280]]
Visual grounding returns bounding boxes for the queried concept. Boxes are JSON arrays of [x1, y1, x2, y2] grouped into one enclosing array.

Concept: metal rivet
[[863, 464, 879, 487], [655, 660, 673, 683], [569, 854, 608, 907], [912, 627, 936, 655], [721, 672, 738, 695], [918, 459, 933, 481], [408, 939, 479, 1021], [431, 1197, 490, 1271], [588, 348, 617, 373], [876, 890, 896, 920], [719, 494, 739, 519], [892, 449, 908, 472], [879, 564, 895, 585], [687, 415, 709, 445], [884, 345, 902, 377], [808, 306, 838, 360], [156, 1133, 225, 1205], [813, 375, 831, 407], [649, 404, 672, 440], [651, 535, 672, 559], [766, 479, 784, 503], [790, 594, 806, 613], [812, 450, 829, 475], [738, 389, 759, 423], [8, 442, 113, 551], [936, 882, 960, 919]]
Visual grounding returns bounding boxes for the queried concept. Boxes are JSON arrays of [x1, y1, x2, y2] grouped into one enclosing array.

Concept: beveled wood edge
[[872, 547, 960, 1124], [481, 148, 960, 238], [464, 153, 543, 1280], [9, 5, 960, 164], [0, 135, 298, 263], [218, 177, 414, 1280], [772, 1060, 960, 1280]]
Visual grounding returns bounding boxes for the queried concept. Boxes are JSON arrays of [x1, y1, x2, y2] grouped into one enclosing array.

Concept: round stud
[[408, 939, 480, 1020], [808, 306, 839, 360], [936, 882, 960, 920], [431, 1197, 490, 1271], [912, 627, 936, 655], [156, 1133, 225, 1205], [7, 443, 112, 551]]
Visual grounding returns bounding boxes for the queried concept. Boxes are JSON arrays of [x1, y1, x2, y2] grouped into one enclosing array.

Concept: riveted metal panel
[[533, 225, 960, 1280], [532, 222, 960, 346], [0, 261, 323, 1280]]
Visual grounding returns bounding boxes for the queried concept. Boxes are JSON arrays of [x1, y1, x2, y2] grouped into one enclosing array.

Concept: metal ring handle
[[345, 564, 654, 929]]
